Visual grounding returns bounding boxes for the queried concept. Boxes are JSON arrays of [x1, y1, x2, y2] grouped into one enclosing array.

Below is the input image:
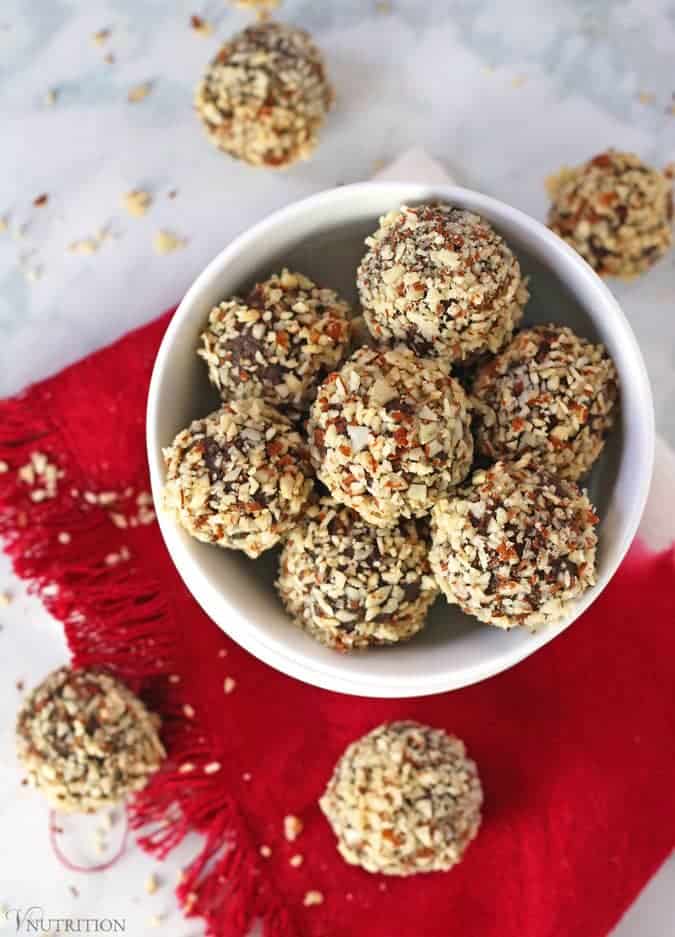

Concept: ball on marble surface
[[16, 667, 164, 813], [307, 346, 474, 527], [430, 459, 598, 630], [547, 149, 673, 278], [163, 399, 314, 558], [472, 325, 619, 480], [195, 21, 333, 169], [356, 203, 529, 362], [319, 720, 483, 876], [199, 269, 351, 411], [276, 496, 438, 650]]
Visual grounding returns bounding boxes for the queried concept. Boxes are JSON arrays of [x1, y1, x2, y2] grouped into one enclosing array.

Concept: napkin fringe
[[0, 390, 297, 937], [131, 736, 296, 937]]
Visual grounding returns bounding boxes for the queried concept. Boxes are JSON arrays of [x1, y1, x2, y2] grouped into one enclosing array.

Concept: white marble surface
[[1, 2, 675, 935]]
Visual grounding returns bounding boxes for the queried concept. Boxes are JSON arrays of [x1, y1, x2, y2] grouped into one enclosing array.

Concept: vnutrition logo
[[3, 906, 127, 933]]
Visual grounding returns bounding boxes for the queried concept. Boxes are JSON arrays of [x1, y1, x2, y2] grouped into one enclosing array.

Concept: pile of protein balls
[[163, 201, 619, 649]]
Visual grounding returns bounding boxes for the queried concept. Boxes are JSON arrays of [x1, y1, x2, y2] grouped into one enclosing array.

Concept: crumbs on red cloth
[[1, 310, 674, 937]]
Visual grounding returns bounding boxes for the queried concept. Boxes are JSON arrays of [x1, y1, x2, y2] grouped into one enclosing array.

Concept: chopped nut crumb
[[148, 915, 163, 928], [153, 229, 187, 254], [183, 703, 195, 719], [57, 532, 71, 544], [204, 761, 221, 775], [68, 237, 100, 256], [104, 52, 115, 64], [638, 91, 655, 105], [144, 873, 159, 895], [190, 14, 214, 36], [123, 190, 152, 217], [46, 88, 58, 105], [284, 815, 303, 842], [223, 677, 236, 694], [179, 762, 195, 774], [259, 844, 272, 858], [33, 194, 48, 207], [289, 853, 303, 867], [0, 460, 9, 472], [303, 890, 323, 908], [128, 81, 153, 103], [92, 28, 111, 46], [0, 592, 12, 607], [168, 674, 181, 684]]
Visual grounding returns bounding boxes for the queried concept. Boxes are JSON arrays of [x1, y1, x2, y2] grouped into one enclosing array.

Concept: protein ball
[[276, 497, 438, 650], [547, 149, 673, 278], [163, 400, 314, 558], [472, 325, 619, 480], [430, 459, 598, 630], [195, 21, 333, 169], [198, 269, 351, 410], [16, 667, 164, 813], [356, 203, 529, 362], [308, 346, 474, 527], [320, 721, 482, 876]]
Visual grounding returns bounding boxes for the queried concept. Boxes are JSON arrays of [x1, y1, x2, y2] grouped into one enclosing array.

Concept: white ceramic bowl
[[147, 181, 654, 698]]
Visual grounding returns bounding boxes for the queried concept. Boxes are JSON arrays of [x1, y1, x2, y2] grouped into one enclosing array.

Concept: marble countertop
[[1, 1, 674, 934]]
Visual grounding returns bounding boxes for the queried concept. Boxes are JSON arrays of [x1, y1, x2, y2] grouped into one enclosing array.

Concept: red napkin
[[1, 311, 674, 937]]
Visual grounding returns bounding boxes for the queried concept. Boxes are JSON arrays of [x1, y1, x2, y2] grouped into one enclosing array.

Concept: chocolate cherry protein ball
[[547, 150, 673, 278], [356, 203, 529, 362], [16, 667, 164, 813], [308, 346, 474, 527], [320, 721, 483, 875], [163, 400, 314, 558], [198, 269, 351, 411], [195, 21, 333, 168], [472, 325, 619, 481], [276, 497, 438, 650], [430, 459, 598, 630]]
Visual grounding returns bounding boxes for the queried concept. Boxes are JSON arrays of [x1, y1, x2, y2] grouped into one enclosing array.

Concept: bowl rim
[[147, 180, 655, 698]]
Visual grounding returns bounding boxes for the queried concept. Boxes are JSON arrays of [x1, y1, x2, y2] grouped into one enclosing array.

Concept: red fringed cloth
[[1, 311, 674, 937]]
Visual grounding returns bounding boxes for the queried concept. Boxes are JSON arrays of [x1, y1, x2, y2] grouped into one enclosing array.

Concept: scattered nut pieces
[[128, 81, 153, 103], [303, 891, 323, 908], [0, 460, 9, 472], [259, 844, 272, 858], [284, 815, 303, 842], [289, 853, 303, 867], [190, 15, 214, 36], [204, 761, 221, 775], [638, 91, 655, 105], [17, 452, 63, 500], [57, 532, 71, 545], [46, 88, 58, 105], [179, 762, 195, 774], [183, 703, 196, 719], [168, 674, 181, 684], [144, 873, 159, 895], [0, 592, 10, 607], [123, 190, 152, 218], [92, 28, 111, 46], [33, 194, 48, 207], [153, 229, 187, 254], [223, 677, 236, 694], [148, 915, 163, 928]]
